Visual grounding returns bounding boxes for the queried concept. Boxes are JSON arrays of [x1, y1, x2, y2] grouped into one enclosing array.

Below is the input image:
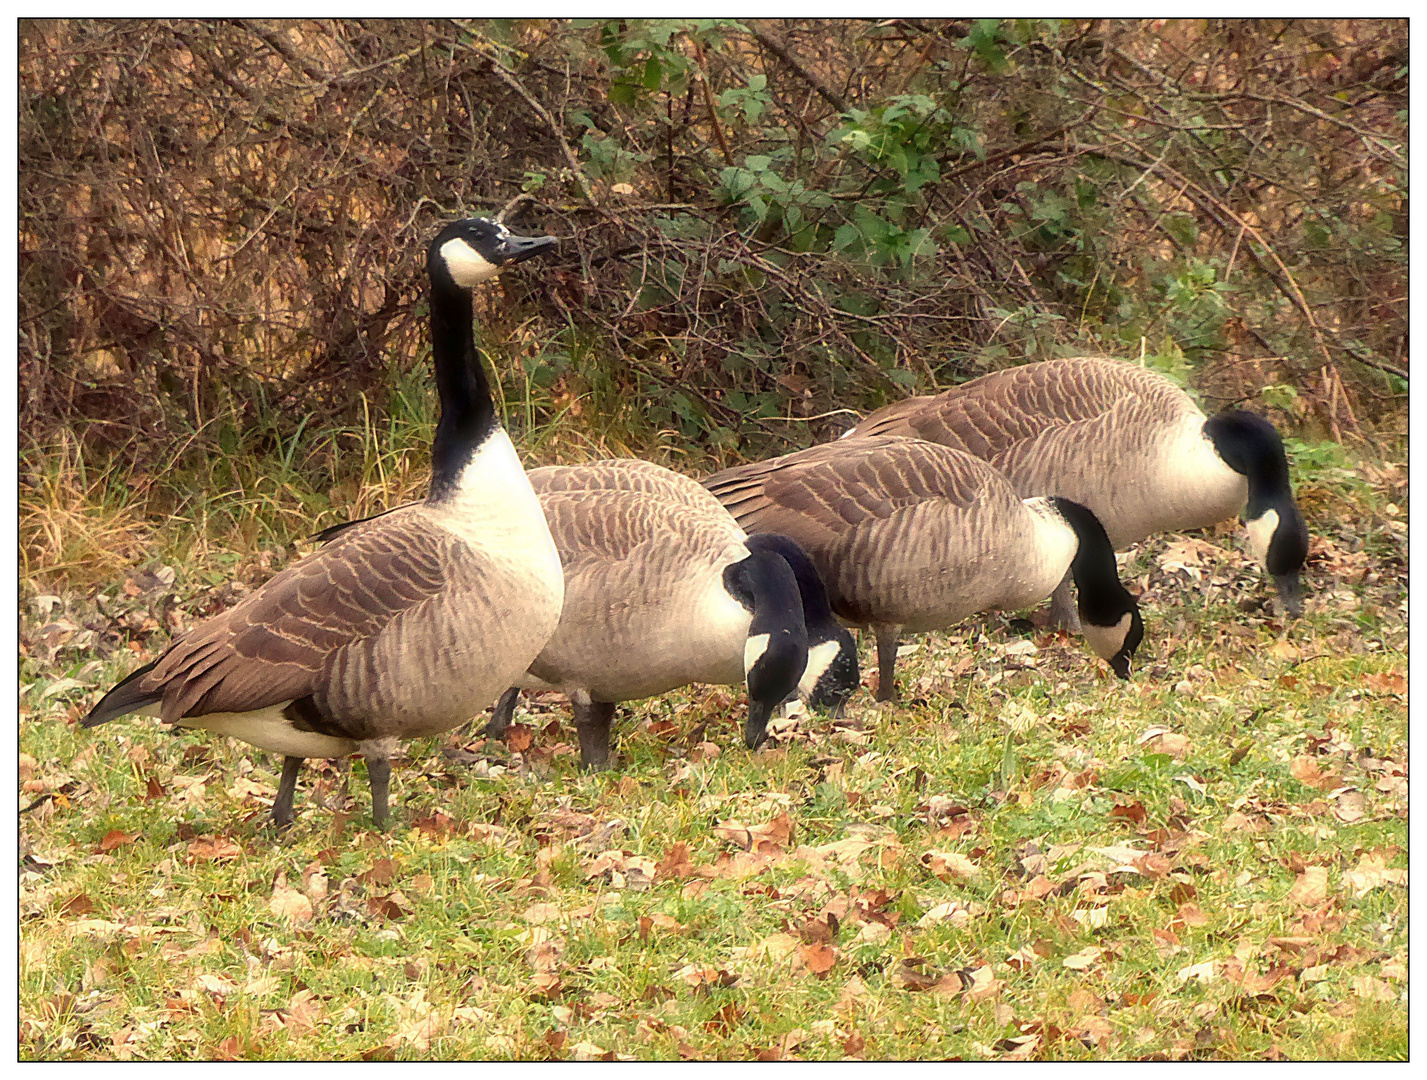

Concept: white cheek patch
[[743, 633, 771, 677], [1244, 508, 1279, 569], [1082, 612, 1133, 662], [440, 237, 499, 286], [798, 638, 841, 698]]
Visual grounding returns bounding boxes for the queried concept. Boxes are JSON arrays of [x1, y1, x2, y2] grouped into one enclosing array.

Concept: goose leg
[[487, 687, 520, 738], [875, 627, 901, 703], [367, 756, 393, 830], [1047, 571, 1081, 633], [574, 700, 617, 771], [272, 755, 304, 829]]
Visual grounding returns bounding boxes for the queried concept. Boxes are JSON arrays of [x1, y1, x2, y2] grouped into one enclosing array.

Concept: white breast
[[1144, 412, 1247, 540], [430, 428, 565, 596], [1007, 498, 1080, 610]]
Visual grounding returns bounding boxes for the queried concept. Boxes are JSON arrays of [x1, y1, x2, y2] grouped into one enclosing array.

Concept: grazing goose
[[848, 357, 1310, 621], [82, 217, 565, 829], [703, 436, 1143, 702], [465, 459, 861, 764]]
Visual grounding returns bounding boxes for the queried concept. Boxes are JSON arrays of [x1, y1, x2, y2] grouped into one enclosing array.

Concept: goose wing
[[539, 486, 745, 583], [529, 459, 730, 516], [851, 357, 1198, 465], [114, 509, 463, 727], [704, 436, 990, 537], [704, 437, 1016, 624]]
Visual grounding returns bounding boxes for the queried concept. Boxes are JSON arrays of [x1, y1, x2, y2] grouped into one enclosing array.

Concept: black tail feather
[[309, 502, 414, 545], [82, 660, 161, 728]]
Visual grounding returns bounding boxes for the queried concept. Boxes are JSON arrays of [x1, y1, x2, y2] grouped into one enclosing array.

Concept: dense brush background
[[18, 17, 1407, 588]]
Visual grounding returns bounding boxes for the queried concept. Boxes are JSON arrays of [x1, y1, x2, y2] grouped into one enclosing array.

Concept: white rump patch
[[1081, 612, 1133, 663], [440, 237, 499, 287], [743, 632, 771, 676], [178, 704, 357, 760], [797, 638, 841, 698], [1244, 508, 1279, 569]]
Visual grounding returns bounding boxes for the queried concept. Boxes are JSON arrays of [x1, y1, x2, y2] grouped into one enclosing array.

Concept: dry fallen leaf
[[921, 850, 979, 880], [269, 878, 314, 926], [1352, 975, 1396, 1002], [522, 903, 562, 925], [1005, 944, 1040, 971], [361, 858, 399, 886], [386, 989, 446, 1052], [194, 973, 237, 997], [186, 836, 240, 864], [1176, 960, 1216, 984], [1176, 903, 1209, 927], [1379, 957, 1407, 981], [800, 943, 838, 975], [918, 900, 980, 928], [1289, 755, 1339, 791], [97, 829, 137, 853], [713, 813, 793, 852], [584, 850, 657, 890], [673, 964, 738, 992], [1062, 946, 1102, 971], [1344, 853, 1407, 898], [1333, 790, 1367, 823], [212, 1035, 244, 1060], [1362, 672, 1406, 696], [1286, 866, 1329, 906], [655, 842, 698, 880], [754, 932, 801, 962]]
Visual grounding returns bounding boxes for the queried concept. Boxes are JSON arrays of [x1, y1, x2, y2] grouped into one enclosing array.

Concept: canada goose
[[848, 357, 1310, 621], [82, 217, 565, 829], [703, 436, 1143, 702], [466, 459, 861, 764]]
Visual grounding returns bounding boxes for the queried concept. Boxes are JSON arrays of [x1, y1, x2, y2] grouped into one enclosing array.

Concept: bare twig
[[1071, 141, 1345, 392], [747, 23, 849, 113], [455, 27, 601, 211], [690, 39, 734, 167]]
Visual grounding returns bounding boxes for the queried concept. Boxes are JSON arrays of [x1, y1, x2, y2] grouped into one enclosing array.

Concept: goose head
[[725, 548, 809, 749], [1050, 497, 1145, 679], [1203, 410, 1309, 615], [743, 533, 860, 711], [428, 217, 558, 290]]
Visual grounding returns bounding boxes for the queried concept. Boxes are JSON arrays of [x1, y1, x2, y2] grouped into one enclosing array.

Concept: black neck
[[726, 548, 807, 682], [726, 550, 806, 637], [743, 533, 838, 639], [1050, 497, 1134, 627], [1203, 410, 1295, 519], [427, 280, 498, 500]]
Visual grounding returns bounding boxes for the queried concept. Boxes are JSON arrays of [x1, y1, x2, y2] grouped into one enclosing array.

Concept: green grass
[[17, 442, 1407, 1061]]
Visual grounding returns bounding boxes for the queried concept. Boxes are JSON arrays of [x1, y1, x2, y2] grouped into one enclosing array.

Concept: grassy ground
[[18, 439, 1407, 1061]]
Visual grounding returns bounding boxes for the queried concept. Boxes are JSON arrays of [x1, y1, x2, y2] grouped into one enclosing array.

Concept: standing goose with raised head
[[466, 458, 861, 764], [82, 217, 565, 829], [703, 436, 1143, 702], [849, 357, 1310, 623]]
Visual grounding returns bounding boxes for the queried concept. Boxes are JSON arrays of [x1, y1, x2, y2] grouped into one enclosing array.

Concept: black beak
[[498, 233, 558, 266], [1273, 572, 1305, 617], [1110, 652, 1132, 680], [744, 699, 774, 750]]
